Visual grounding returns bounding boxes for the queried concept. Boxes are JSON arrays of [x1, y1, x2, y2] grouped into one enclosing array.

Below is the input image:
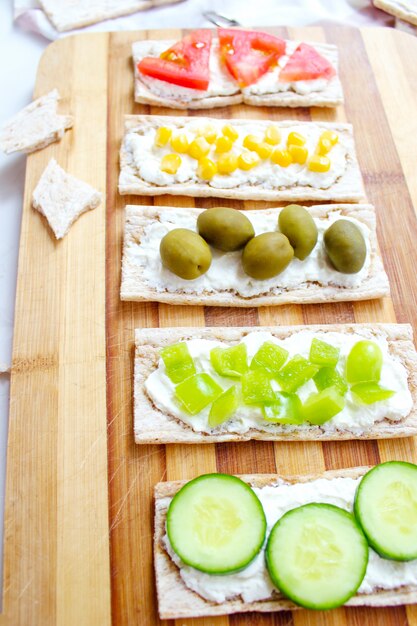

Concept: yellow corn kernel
[[197, 124, 217, 144], [254, 142, 273, 159], [238, 151, 260, 171], [320, 130, 339, 147], [287, 131, 306, 147], [188, 136, 211, 160], [288, 144, 308, 165], [271, 149, 293, 167], [308, 155, 331, 173], [215, 135, 233, 154], [154, 126, 172, 147], [243, 134, 261, 152], [160, 153, 181, 174], [316, 137, 333, 155], [222, 124, 239, 142], [217, 152, 238, 174], [170, 133, 189, 153], [264, 125, 281, 145], [197, 157, 217, 180]]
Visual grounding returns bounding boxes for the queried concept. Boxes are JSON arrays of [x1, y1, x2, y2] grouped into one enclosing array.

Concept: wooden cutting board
[[2, 25, 417, 626]]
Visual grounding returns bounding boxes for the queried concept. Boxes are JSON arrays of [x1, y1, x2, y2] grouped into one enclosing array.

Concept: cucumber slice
[[266, 503, 368, 610], [167, 474, 266, 574], [354, 461, 417, 561]]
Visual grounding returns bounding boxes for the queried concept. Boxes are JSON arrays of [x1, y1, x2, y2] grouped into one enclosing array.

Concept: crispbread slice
[[32, 159, 102, 239], [132, 39, 343, 109], [39, 0, 182, 32], [134, 324, 417, 444], [0, 89, 73, 155], [121, 205, 388, 306], [119, 116, 364, 202], [373, 0, 417, 26], [154, 467, 417, 619]]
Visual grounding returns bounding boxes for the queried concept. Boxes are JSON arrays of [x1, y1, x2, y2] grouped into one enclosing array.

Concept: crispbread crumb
[[0, 89, 73, 155], [32, 159, 102, 239]]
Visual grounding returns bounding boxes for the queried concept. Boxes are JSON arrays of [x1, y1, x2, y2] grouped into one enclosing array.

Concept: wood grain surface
[[2, 25, 417, 626]]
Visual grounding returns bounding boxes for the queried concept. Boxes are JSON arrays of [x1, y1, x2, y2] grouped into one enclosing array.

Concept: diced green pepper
[[209, 386, 239, 427], [175, 373, 223, 415], [346, 340, 383, 384], [314, 366, 348, 396], [351, 382, 395, 405], [262, 392, 303, 424], [210, 343, 248, 378], [309, 338, 340, 367], [160, 342, 196, 383], [241, 370, 276, 405], [302, 386, 346, 425], [250, 341, 288, 375], [276, 355, 320, 393]]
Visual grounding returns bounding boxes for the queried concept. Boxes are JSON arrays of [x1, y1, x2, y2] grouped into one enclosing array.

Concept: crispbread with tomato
[[133, 28, 343, 109]]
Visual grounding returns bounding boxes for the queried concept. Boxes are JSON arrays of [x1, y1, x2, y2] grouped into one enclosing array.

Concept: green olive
[[278, 204, 318, 260], [324, 220, 366, 274], [160, 228, 212, 280], [197, 207, 255, 252], [242, 232, 294, 280]]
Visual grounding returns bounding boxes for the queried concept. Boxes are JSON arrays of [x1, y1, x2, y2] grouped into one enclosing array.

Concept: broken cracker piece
[[0, 89, 73, 155], [32, 159, 102, 239]]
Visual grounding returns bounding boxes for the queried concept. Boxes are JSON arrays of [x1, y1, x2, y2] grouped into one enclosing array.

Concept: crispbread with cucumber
[[134, 323, 417, 444], [154, 464, 417, 619], [121, 204, 388, 306]]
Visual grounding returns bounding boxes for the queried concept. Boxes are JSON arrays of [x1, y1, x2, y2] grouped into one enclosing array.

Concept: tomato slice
[[138, 30, 212, 90], [280, 43, 336, 82], [218, 28, 286, 87]]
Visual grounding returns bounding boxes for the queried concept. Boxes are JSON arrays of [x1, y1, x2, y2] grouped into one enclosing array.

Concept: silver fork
[[203, 11, 241, 27]]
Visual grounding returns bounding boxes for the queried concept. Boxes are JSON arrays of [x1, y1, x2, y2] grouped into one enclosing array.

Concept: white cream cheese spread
[[162, 476, 417, 604], [145, 330, 412, 436], [129, 210, 370, 297], [124, 120, 347, 190], [133, 39, 337, 101]]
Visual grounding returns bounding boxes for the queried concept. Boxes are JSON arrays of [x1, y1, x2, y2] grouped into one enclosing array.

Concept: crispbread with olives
[[121, 204, 388, 307]]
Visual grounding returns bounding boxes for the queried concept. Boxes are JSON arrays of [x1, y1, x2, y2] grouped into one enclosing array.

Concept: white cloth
[[14, 0, 393, 40]]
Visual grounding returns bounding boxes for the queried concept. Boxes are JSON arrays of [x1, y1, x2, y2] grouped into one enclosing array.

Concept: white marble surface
[[0, 0, 395, 603]]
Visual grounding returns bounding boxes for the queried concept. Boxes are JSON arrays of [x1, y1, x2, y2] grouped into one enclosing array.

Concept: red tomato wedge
[[280, 43, 336, 82], [138, 30, 212, 90], [218, 29, 286, 87]]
